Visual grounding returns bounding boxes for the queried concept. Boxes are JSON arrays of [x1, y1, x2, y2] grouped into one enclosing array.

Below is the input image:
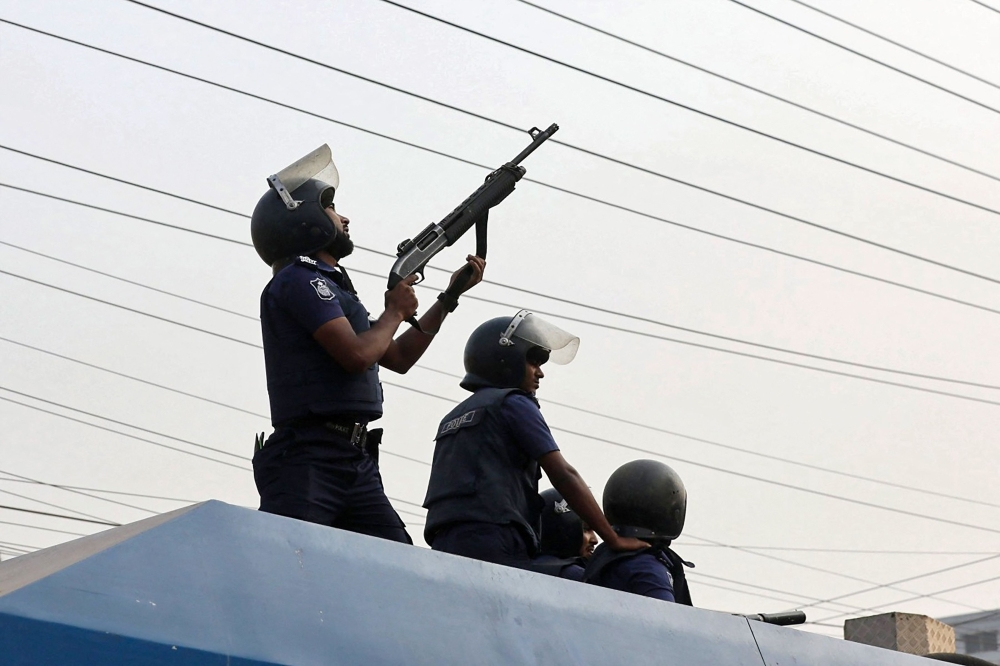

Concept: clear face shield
[[499, 310, 580, 364], [267, 144, 340, 210]]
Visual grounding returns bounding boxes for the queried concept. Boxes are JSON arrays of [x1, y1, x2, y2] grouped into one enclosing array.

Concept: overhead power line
[[8, 145, 1000, 386], [513, 0, 1000, 182], [795, 552, 1000, 613], [0, 336, 268, 420], [8, 224, 1000, 399], [374, 0, 1000, 216], [0, 503, 119, 526], [723, 0, 1000, 116], [9, 183, 1000, 408], [0, 476, 200, 505], [0, 518, 87, 537], [7, 229, 1000, 411], [809, 569, 1000, 626], [5, 29, 1000, 307], [0, 240, 256, 321], [380, 378, 1000, 536], [784, 0, 1000, 92], [0, 467, 157, 516], [681, 532, 985, 612], [10, 330, 994, 515], [968, 0, 1000, 16], [673, 543, 1000, 555], [10, 16, 998, 291], [0, 394, 250, 472]]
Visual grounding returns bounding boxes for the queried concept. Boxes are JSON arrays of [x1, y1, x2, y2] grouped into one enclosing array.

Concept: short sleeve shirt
[[501, 393, 560, 461], [266, 259, 349, 335], [606, 552, 675, 602]]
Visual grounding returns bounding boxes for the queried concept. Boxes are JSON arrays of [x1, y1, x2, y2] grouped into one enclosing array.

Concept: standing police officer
[[532, 488, 599, 580], [423, 310, 647, 566], [250, 145, 485, 543], [583, 460, 694, 605]]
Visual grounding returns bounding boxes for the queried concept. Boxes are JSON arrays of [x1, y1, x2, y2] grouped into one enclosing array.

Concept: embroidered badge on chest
[[310, 277, 336, 301]]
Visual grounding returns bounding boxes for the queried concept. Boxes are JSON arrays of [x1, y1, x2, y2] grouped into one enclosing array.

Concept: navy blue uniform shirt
[[261, 256, 383, 425], [601, 552, 676, 602], [501, 393, 559, 461]]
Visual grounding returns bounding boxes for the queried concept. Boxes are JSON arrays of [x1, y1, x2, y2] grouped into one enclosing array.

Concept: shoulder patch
[[438, 408, 484, 438], [310, 277, 336, 301], [298, 255, 317, 265]]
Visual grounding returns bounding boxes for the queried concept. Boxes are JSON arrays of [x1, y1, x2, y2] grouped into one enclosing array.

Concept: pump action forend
[[387, 123, 559, 328]]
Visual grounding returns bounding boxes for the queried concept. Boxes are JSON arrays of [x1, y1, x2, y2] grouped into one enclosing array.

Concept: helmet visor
[[272, 144, 340, 195], [504, 311, 579, 364]]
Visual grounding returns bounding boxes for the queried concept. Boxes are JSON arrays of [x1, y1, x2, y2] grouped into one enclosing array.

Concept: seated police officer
[[250, 145, 484, 543], [422, 310, 647, 567], [531, 488, 599, 581], [583, 460, 694, 604]]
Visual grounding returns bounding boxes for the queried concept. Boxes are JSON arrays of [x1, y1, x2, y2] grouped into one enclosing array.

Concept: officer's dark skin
[[311, 205, 486, 374], [580, 523, 598, 559], [522, 359, 649, 554]]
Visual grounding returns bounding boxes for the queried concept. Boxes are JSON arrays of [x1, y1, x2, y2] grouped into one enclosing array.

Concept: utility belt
[[255, 417, 384, 464]]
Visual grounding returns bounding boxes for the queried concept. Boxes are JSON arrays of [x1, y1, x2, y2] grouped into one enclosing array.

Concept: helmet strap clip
[[267, 174, 302, 211]]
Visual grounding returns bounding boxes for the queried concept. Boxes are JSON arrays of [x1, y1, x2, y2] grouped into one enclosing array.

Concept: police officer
[[422, 310, 648, 567], [531, 488, 599, 580], [583, 459, 694, 604], [250, 145, 485, 543]]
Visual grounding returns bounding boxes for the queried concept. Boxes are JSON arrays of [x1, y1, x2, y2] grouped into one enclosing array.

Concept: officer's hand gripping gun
[[737, 610, 807, 626], [388, 123, 559, 329]]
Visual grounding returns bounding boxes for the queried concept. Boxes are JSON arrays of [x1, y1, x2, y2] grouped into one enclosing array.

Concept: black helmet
[[250, 144, 341, 267], [603, 460, 686, 541], [461, 310, 580, 391], [539, 488, 583, 558]]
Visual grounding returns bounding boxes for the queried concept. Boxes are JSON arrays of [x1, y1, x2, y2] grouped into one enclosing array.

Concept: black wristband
[[437, 291, 460, 313]]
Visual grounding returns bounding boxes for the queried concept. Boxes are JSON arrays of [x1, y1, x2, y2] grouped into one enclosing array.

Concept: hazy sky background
[[2, 0, 999, 637]]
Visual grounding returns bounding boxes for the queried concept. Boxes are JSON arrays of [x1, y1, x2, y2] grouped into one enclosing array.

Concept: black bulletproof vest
[[423, 388, 544, 548], [262, 259, 383, 425], [583, 543, 693, 606]]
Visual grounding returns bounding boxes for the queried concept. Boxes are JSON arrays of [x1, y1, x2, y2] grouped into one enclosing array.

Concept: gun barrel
[[509, 123, 559, 165]]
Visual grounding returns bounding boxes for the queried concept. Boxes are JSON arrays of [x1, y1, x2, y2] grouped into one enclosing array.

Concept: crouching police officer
[[250, 145, 484, 543], [584, 460, 694, 604], [422, 310, 647, 567], [531, 488, 599, 581]]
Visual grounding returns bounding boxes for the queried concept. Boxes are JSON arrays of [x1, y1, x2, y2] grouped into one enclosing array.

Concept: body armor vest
[[583, 543, 693, 606], [423, 388, 544, 548]]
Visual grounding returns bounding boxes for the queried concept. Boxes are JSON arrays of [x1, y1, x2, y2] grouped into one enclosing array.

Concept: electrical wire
[[4, 252, 1000, 524], [9, 184, 1000, 408], [0, 336, 268, 420], [671, 543, 1000, 555], [4, 23, 1000, 306], [8, 16, 1000, 289], [0, 468, 157, 516], [513, 0, 1000, 181], [0, 240, 257, 321], [373, 0, 1000, 215], [0, 518, 88, 537], [808, 571, 1000, 626], [784, 0, 1000, 91], [0, 395, 250, 472], [0, 485, 115, 524], [723, 0, 1000, 116], [7, 151, 1000, 390], [378, 378, 1000, 536], [967, 0, 1000, 16], [0, 477, 200, 504], [0, 503, 119, 526], [794, 552, 1000, 614], [681, 532, 986, 612]]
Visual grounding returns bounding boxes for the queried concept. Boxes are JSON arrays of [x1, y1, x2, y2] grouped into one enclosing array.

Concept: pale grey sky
[[1, 0, 999, 636]]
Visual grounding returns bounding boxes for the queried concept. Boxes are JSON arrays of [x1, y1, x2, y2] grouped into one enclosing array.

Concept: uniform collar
[[295, 255, 340, 274]]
